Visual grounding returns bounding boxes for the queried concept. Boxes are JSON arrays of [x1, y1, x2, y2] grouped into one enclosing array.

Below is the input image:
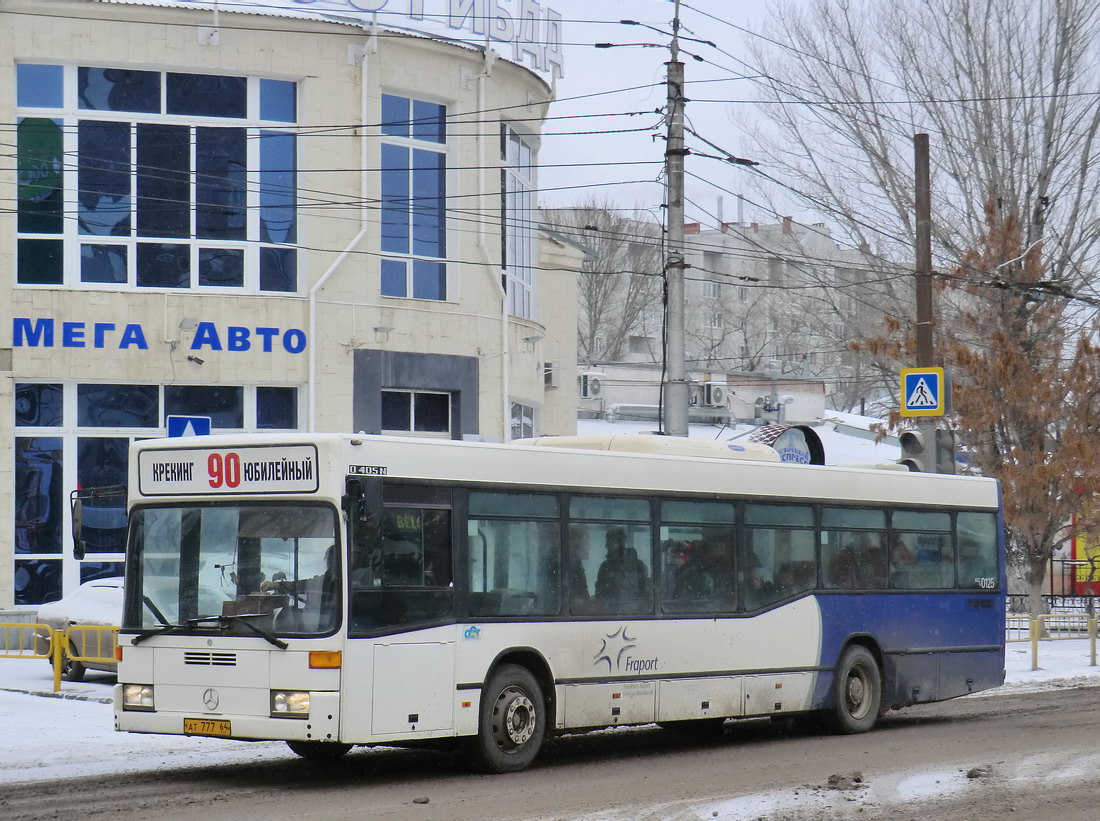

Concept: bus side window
[[957, 512, 999, 589], [467, 491, 561, 618]]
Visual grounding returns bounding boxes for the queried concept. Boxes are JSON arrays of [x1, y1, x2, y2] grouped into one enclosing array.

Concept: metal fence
[[1005, 613, 1098, 671], [0, 622, 118, 692]]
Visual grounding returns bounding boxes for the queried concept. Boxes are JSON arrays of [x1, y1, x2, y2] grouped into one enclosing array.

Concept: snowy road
[[3, 641, 1100, 820]]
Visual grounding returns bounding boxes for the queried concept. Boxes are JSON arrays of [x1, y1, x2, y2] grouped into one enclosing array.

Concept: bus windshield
[[126, 503, 339, 636]]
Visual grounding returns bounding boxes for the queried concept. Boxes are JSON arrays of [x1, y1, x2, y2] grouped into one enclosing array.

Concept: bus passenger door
[[369, 640, 455, 736]]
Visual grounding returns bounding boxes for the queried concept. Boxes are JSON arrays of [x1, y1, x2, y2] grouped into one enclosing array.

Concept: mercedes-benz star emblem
[[202, 688, 220, 711]]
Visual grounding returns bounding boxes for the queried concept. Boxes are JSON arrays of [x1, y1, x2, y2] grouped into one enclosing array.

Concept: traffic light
[[934, 428, 957, 475], [898, 428, 957, 473], [898, 429, 931, 472]]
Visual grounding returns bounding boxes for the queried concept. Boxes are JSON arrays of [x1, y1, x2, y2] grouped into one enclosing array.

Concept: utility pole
[[914, 134, 934, 369], [913, 133, 951, 472], [664, 0, 690, 436]]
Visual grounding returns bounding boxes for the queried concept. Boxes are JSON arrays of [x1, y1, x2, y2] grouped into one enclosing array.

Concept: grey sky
[[541, 0, 788, 225]]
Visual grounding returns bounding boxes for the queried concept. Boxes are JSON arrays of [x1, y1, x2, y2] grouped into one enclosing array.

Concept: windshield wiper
[[130, 597, 183, 645], [131, 622, 187, 645], [187, 615, 288, 650]]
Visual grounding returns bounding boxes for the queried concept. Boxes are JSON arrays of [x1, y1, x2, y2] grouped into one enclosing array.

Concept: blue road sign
[[900, 367, 945, 417], [166, 415, 212, 437]]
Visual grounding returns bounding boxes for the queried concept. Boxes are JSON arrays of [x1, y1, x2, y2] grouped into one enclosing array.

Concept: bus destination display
[[138, 444, 319, 496]]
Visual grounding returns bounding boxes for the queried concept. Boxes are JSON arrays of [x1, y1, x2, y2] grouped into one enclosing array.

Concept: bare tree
[[749, 0, 1100, 602], [542, 200, 663, 363], [941, 207, 1100, 616], [751, 0, 1100, 298]]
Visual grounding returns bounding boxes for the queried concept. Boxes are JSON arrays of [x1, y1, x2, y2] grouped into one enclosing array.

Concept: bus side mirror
[[71, 497, 86, 561]]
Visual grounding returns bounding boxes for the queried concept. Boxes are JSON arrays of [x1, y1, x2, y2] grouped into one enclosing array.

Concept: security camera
[[186, 355, 205, 365], [781, 394, 795, 405]]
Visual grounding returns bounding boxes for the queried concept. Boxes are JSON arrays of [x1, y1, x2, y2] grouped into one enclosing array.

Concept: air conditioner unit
[[703, 381, 727, 407], [579, 373, 603, 399]]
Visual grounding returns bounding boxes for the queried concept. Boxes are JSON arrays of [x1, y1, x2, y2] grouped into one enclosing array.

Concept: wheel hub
[[503, 693, 535, 746], [492, 686, 537, 751]]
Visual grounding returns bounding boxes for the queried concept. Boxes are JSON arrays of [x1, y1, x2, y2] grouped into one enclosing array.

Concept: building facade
[[2, 0, 579, 610]]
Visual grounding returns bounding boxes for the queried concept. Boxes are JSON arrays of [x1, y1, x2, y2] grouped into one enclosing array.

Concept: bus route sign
[[900, 367, 945, 417], [138, 444, 319, 496]]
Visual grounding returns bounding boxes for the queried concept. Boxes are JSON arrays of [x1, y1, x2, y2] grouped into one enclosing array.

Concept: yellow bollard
[[51, 628, 64, 692], [1030, 618, 1040, 671]]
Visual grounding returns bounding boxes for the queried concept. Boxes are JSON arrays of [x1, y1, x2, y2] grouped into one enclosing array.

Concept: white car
[[34, 577, 123, 681]]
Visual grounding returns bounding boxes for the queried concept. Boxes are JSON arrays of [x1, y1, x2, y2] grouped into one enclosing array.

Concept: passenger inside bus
[[567, 526, 591, 604], [595, 528, 651, 603], [674, 540, 731, 600]]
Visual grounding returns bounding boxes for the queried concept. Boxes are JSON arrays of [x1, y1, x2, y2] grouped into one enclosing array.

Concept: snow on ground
[[1, 638, 1097, 789]]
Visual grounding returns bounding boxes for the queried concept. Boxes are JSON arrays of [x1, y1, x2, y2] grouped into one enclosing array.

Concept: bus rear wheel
[[469, 663, 546, 773], [286, 740, 352, 760], [827, 645, 881, 734]]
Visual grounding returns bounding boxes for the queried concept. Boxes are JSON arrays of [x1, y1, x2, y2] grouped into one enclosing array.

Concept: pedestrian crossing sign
[[900, 367, 945, 417]]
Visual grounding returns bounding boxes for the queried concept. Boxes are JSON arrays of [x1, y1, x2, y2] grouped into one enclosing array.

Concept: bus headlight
[[122, 684, 155, 711], [271, 690, 310, 718]]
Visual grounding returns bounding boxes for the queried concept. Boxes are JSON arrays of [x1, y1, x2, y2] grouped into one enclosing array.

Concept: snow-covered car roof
[[36, 578, 123, 628]]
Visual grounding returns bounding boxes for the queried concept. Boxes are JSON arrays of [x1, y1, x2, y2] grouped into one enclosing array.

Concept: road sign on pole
[[900, 367, 945, 417], [166, 415, 212, 437]]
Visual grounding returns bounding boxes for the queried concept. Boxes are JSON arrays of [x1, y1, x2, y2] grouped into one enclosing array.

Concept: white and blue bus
[[106, 432, 1004, 772]]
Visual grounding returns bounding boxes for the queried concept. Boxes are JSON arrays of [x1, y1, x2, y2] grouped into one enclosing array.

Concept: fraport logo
[[463, 625, 482, 640], [593, 626, 658, 674]]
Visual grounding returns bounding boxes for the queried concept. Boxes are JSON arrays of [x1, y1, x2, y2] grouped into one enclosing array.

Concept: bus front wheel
[[828, 645, 881, 734], [470, 663, 546, 773]]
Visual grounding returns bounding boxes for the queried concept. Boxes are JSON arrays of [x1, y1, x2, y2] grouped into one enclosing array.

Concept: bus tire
[[285, 740, 352, 760], [827, 645, 881, 734], [469, 663, 546, 773]]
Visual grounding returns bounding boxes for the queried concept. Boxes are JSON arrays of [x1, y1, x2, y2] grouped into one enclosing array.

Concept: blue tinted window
[[260, 79, 296, 122], [17, 64, 63, 108], [137, 124, 190, 238], [165, 385, 244, 428], [196, 127, 247, 240], [15, 384, 63, 427], [167, 73, 246, 117], [78, 437, 129, 554], [80, 244, 128, 283], [259, 131, 296, 243], [15, 560, 63, 605], [412, 260, 446, 300], [381, 259, 407, 297], [381, 94, 409, 137], [15, 437, 64, 555], [257, 387, 298, 429], [17, 118, 64, 234], [81, 562, 125, 583], [78, 67, 160, 113], [78, 120, 131, 236], [260, 247, 296, 292], [412, 99, 446, 143], [381, 144, 410, 253], [18, 239, 64, 284], [137, 243, 190, 288], [199, 248, 244, 287], [412, 148, 445, 256], [78, 384, 159, 427]]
